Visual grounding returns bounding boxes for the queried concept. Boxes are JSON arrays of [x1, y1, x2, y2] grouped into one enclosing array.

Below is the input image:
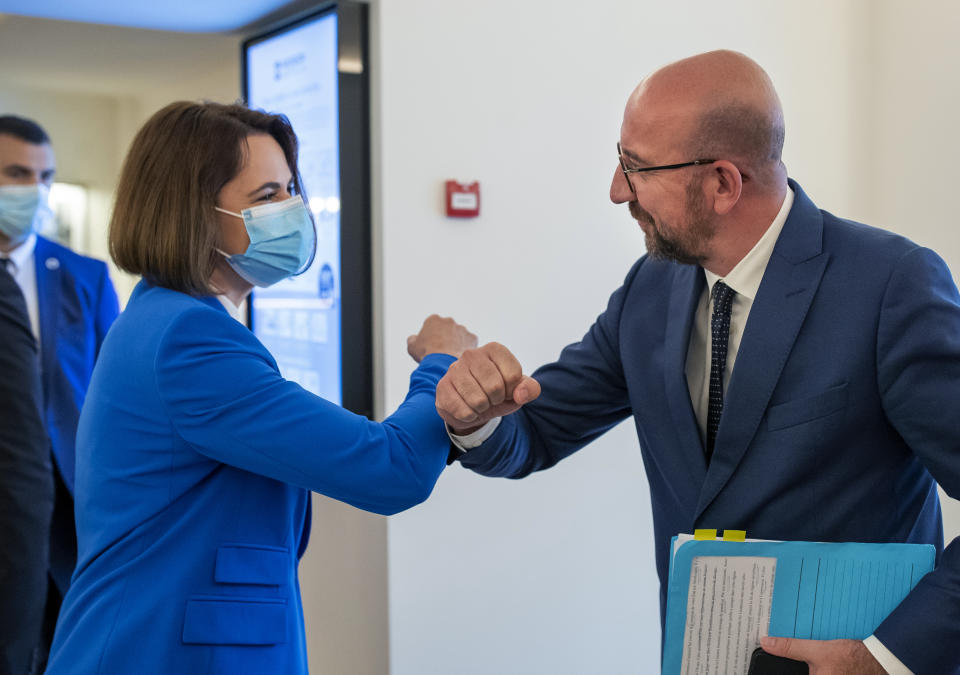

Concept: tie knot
[[712, 280, 735, 315], [0, 257, 12, 273]]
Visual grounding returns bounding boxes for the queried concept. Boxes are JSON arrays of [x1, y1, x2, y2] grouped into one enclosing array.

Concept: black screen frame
[[241, 1, 373, 419]]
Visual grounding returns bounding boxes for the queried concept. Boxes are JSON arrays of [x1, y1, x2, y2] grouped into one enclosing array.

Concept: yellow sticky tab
[[723, 530, 746, 542], [694, 529, 717, 540]]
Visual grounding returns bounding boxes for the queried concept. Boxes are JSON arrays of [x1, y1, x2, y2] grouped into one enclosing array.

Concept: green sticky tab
[[694, 529, 717, 540], [722, 530, 746, 542]]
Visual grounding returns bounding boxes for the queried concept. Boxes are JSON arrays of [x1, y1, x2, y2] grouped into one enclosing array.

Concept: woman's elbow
[[384, 477, 438, 515], [374, 461, 444, 515]]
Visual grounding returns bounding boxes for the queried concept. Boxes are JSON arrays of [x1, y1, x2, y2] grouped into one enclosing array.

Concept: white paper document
[[679, 556, 777, 675]]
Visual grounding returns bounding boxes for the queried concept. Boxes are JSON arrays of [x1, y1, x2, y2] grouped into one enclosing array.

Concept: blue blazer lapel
[[34, 237, 61, 406], [663, 264, 708, 488], [695, 182, 829, 520]]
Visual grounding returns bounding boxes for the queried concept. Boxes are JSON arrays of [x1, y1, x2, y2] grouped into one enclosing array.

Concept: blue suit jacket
[[34, 235, 118, 596], [46, 281, 452, 674], [34, 235, 119, 496], [461, 181, 960, 674]]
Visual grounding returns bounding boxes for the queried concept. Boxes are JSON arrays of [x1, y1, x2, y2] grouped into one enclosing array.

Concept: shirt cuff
[[863, 635, 913, 675], [447, 417, 502, 451]]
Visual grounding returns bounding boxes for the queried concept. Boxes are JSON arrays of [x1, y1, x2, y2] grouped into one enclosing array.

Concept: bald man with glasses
[[436, 51, 960, 675]]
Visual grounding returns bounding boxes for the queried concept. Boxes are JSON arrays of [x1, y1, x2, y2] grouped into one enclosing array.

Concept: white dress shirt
[[217, 294, 247, 323], [684, 188, 793, 442], [1, 233, 41, 344], [450, 186, 909, 673]]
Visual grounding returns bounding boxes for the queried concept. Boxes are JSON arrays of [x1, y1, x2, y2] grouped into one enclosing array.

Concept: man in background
[[436, 51, 960, 674], [0, 115, 119, 653]]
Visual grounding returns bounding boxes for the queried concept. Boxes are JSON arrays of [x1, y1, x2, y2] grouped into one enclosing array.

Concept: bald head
[[624, 50, 785, 186]]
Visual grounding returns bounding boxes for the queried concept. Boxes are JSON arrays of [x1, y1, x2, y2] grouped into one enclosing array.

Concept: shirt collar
[[703, 186, 794, 301], [1, 233, 37, 275], [216, 294, 246, 322]]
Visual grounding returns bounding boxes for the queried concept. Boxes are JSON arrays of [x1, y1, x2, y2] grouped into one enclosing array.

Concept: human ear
[[708, 161, 742, 215]]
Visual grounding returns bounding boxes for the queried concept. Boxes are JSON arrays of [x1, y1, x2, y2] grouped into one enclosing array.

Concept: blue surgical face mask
[[0, 183, 52, 244], [215, 195, 316, 287]]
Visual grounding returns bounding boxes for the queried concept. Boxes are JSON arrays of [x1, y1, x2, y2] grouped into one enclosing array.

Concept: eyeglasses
[[617, 142, 716, 195]]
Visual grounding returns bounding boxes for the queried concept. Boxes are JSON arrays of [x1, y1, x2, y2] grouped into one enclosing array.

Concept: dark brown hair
[[0, 115, 50, 145], [109, 101, 304, 295]]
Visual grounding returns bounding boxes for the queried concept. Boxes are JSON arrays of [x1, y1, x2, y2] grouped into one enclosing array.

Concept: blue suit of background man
[[460, 181, 960, 675], [33, 234, 118, 595]]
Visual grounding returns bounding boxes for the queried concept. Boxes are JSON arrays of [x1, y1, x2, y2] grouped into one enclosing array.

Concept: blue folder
[[661, 535, 935, 675]]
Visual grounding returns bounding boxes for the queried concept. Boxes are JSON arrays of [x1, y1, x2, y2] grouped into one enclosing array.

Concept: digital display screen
[[245, 11, 343, 404]]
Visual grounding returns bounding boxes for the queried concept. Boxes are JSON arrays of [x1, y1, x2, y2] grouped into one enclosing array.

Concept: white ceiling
[[0, 0, 307, 33]]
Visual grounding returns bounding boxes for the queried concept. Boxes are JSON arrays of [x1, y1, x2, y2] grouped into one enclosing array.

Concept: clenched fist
[[407, 314, 478, 362], [435, 342, 541, 433]]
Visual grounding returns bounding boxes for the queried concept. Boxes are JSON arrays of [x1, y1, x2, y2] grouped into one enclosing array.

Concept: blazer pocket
[[766, 383, 848, 431], [182, 597, 287, 645], [215, 544, 289, 586]]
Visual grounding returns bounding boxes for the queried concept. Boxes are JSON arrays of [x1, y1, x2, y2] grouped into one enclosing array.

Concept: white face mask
[[215, 195, 317, 287], [0, 183, 51, 244]]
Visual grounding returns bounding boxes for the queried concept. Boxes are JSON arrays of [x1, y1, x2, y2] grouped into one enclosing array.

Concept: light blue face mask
[[215, 195, 317, 287], [0, 183, 52, 244]]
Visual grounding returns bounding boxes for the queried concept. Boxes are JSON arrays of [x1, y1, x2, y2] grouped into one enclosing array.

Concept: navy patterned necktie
[[706, 280, 736, 463]]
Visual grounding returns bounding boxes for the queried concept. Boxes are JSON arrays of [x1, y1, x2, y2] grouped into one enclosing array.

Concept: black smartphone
[[746, 647, 809, 675]]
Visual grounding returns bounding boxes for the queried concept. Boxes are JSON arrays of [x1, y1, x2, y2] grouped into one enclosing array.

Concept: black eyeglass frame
[[617, 142, 716, 194]]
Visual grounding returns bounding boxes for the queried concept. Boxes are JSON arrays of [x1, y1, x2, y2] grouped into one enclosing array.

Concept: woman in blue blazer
[[44, 102, 475, 674]]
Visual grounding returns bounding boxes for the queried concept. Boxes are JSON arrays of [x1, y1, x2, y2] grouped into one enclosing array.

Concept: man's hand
[[760, 636, 888, 674], [435, 342, 541, 433], [407, 314, 477, 363]]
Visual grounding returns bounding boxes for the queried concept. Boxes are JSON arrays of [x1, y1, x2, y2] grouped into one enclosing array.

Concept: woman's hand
[[407, 314, 478, 362]]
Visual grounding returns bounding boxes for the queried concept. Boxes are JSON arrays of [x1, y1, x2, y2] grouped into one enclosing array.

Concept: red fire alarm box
[[445, 180, 480, 218]]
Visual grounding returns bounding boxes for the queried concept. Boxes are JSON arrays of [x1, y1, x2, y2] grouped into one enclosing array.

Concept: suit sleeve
[[873, 246, 960, 674], [154, 307, 453, 516], [92, 262, 119, 355], [0, 270, 52, 665], [458, 260, 640, 478]]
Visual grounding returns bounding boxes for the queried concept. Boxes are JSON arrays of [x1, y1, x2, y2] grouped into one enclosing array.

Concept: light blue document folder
[[661, 536, 935, 675]]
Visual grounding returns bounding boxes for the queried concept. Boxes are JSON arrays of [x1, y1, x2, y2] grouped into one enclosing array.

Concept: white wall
[[376, 1, 960, 673]]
